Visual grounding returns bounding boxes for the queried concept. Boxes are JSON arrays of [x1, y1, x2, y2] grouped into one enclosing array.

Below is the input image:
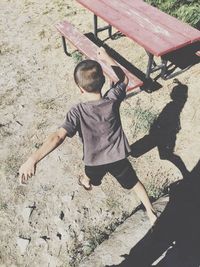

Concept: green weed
[[36, 98, 57, 110], [122, 104, 157, 136], [0, 202, 8, 210], [72, 51, 83, 64], [145, 0, 200, 28]]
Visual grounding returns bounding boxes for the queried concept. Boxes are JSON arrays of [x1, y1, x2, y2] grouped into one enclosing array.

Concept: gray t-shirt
[[60, 82, 131, 166]]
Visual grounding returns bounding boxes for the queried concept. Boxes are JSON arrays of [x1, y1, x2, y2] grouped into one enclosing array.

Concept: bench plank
[[56, 21, 143, 91]]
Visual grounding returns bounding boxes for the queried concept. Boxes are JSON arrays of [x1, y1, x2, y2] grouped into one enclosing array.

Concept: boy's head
[[74, 60, 105, 93]]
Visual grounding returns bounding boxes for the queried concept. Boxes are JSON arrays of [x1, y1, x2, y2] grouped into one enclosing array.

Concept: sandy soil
[[0, 0, 200, 266]]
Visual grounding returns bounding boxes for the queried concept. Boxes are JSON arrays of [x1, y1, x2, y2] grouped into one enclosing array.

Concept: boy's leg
[[109, 159, 139, 189], [78, 165, 106, 190], [133, 181, 157, 226], [109, 159, 157, 225]]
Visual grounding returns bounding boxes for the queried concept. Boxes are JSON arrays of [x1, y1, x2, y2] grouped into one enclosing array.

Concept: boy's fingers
[[20, 173, 25, 184], [22, 173, 27, 182], [32, 167, 36, 176], [22, 172, 29, 183], [29, 172, 32, 178], [19, 169, 35, 185], [21, 179, 27, 185]]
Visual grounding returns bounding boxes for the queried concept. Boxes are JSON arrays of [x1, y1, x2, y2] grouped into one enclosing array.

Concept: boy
[[19, 48, 157, 225]]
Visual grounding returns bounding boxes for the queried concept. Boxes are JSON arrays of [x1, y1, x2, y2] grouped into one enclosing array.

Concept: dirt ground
[[0, 0, 200, 266]]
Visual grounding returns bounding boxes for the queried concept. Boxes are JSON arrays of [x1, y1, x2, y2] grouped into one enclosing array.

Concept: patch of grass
[[145, 0, 200, 28], [0, 89, 14, 106], [36, 121, 47, 130], [66, 11, 78, 17], [3, 155, 19, 175], [146, 175, 170, 199], [34, 143, 43, 149], [0, 127, 12, 138], [38, 29, 46, 39], [106, 197, 120, 210], [134, 108, 157, 135], [122, 104, 157, 137], [147, 183, 163, 199], [43, 44, 51, 52], [42, 8, 53, 15], [0, 42, 12, 55], [0, 87, 22, 108], [0, 123, 12, 139], [17, 77, 27, 84], [72, 51, 83, 64], [0, 202, 8, 210], [36, 98, 58, 110]]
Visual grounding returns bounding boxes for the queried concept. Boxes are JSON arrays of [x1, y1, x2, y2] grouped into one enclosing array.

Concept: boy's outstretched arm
[[19, 128, 67, 184], [97, 47, 129, 86]]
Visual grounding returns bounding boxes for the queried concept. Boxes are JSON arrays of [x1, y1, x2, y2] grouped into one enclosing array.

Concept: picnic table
[[76, 0, 200, 79]]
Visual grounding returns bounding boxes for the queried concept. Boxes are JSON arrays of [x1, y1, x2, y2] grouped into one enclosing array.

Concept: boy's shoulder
[[66, 102, 81, 117], [104, 82, 127, 102]]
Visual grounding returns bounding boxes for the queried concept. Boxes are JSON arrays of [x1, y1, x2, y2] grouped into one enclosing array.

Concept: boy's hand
[[19, 158, 36, 185], [18, 129, 67, 185], [97, 47, 128, 86]]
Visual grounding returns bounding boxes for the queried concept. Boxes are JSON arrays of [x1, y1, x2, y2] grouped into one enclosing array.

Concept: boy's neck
[[83, 92, 102, 102]]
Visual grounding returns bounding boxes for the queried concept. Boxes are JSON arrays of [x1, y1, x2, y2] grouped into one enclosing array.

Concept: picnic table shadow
[[106, 158, 200, 267], [130, 80, 189, 178], [155, 41, 200, 81]]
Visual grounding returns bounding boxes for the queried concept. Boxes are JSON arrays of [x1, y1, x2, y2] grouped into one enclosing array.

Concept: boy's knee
[[116, 174, 139, 189]]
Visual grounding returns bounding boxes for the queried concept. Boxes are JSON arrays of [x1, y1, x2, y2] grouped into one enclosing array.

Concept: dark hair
[[74, 60, 105, 92]]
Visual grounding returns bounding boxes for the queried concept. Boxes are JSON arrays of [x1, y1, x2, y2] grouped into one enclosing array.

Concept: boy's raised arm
[[97, 47, 129, 86], [19, 128, 67, 184]]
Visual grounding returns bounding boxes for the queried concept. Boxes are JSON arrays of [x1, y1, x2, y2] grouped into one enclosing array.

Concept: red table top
[[77, 0, 200, 56]]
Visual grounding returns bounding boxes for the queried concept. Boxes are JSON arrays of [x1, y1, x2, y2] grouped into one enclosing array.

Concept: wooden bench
[[55, 20, 143, 92]]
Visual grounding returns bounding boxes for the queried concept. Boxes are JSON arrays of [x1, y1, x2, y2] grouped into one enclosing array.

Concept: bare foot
[[78, 175, 92, 190], [147, 209, 157, 226]]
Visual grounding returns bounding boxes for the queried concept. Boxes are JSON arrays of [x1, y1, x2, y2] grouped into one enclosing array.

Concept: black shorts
[[85, 158, 138, 189]]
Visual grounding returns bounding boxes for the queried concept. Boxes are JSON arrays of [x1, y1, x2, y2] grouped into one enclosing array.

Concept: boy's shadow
[[130, 80, 189, 178], [106, 159, 200, 267]]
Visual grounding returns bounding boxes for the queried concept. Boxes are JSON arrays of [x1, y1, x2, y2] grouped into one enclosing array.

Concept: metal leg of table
[[61, 36, 71, 56], [94, 15, 112, 39], [146, 52, 169, 79], [108, 25, 113, 39], [146, 53, 154, 79], [161, 58, 168, 79], [94, 14, 98, 39]]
